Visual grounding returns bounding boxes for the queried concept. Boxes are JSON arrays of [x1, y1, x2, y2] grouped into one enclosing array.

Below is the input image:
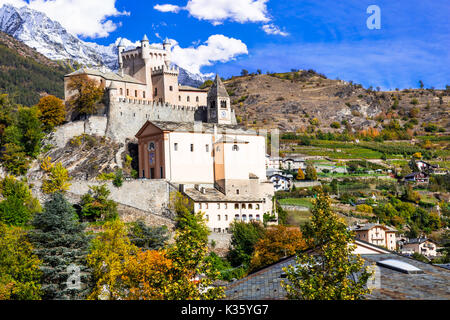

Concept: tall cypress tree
[[29, 193, 92, 300]]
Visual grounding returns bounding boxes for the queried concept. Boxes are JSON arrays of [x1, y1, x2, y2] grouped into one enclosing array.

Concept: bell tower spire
[[207, 74, 232, 124]]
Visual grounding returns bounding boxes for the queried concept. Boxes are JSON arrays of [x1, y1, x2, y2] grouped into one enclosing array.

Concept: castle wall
[[105, 96, 207, 142], [51, 116, 108, 148]]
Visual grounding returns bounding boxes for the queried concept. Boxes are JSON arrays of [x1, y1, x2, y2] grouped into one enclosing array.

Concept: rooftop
[[184, 186, 265, 203], [147, 121, 259, 136], [349, 223, 397, 232], [65, 68, 145, 85], [224, 249, 450, 300]]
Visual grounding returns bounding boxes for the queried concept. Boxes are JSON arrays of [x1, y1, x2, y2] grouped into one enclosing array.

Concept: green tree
[[16, 106, 44, 158], [0, 222, 42, 300], [305, 163, 318, 181], [0, 176, 41, 226], [227, 221, 266, 268], [29, 193, 92, 300], [165, 192, 224, 300], [128, 220, 169, 250], [282, 192, 372, 300], [80, 184, 118, 221]]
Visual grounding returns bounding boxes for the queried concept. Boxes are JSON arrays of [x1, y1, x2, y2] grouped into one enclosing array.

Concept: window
[[154, 88, 157, 96], [217, 203, 220, 209], [187, 96, 190, 102], [232, 145, 239, 151], [224, 203, 228, 209], [120, 88, 123, 95], [126, 89, 129, 96], [242, 214, 247, 222], [169, 86, 173, 91], [179, 95, 181, 102], [236, 189, 240, 195], [190, 144, 194, 152], [221, 100, 227, 108], [135, 90, 138, 97], [241, 204, 246, 209], [210, 101, 215, 108], [249, 214, 254, 221], [206, 144, 209, 152], [143, 91, 146, 99], [235, 204, 239, 209], [225, 215, 228, 221], [217, 215, 221, 221], [256, 214, 260, 221], [148, 142, 155, 151], [199, 203, 202, 209], [256, 204, 260, 210], [160, 167, 163, 178], [206, 215, 209, 221], [196, 96, 199, 102], [234, 214, 239, 220], [174, 143, 178, 151], [248, 204, 253, 209]]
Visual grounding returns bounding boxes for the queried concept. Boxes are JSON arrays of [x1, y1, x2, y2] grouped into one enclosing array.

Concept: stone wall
[[106, 95, 207, 142], [50, 116, 108, 148]]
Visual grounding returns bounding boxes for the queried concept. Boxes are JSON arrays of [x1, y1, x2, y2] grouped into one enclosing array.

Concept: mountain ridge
[[0, 4, 209, 87]]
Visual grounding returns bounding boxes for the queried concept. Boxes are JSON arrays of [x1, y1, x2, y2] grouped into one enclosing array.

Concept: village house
[[404, 172, 429, 183], [400, 238, 438, 257], [349, 223, 397, 251], [268, 173, 293, 192]]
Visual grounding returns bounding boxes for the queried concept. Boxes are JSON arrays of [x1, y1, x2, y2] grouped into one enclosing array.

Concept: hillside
[[0, 31, 70, 106], [222, 71, 449, 134]]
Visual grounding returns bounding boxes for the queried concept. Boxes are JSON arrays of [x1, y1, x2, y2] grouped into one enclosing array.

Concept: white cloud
[[262, 24, 289, 36], [0, 0, 128, 38], [170, 34, 248, 74], [154, 0, 270, 24], [153, 4, 181, 13]]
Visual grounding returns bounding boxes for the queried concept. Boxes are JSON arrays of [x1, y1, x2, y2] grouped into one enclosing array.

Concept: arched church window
[[148, 142, 155, 151], [232, 145, 239, 151]]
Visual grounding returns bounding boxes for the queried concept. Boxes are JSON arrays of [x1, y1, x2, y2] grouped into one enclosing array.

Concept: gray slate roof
[[208, 74, 229, 98], [184, 187, 264, 203], [224, 252, 450, 300], [349, 223, 397, 232], [65, 68, 145, 85], [149, 121, 258, 135]]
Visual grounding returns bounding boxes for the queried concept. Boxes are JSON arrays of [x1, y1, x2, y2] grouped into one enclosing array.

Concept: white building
[[269, 174, 293, 192]]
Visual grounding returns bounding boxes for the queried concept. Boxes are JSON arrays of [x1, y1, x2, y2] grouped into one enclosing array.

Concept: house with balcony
[[349, 223, 397, 251]]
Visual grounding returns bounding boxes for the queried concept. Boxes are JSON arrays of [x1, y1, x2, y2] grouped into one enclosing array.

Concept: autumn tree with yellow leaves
[[36, 95, 66, 132], [40, 157, 72, 195], [66, 74, 105, 117], [249, 225, 306, 271]]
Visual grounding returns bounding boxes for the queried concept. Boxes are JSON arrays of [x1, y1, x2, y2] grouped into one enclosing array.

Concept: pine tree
[[282, 191, 372, 300], [28, 193, 92, 300]]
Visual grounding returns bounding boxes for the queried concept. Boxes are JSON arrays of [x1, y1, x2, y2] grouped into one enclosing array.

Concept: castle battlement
[[115, 97, 205, 111], [151, 64, 179, 75]]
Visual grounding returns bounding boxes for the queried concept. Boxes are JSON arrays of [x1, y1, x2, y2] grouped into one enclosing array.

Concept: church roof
[[208, 74, 229, 98], [135, 120, 258, 138], [65, 68, 145, 85]]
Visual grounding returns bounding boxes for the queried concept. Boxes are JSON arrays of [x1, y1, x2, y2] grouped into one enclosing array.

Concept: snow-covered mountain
[[0, 4, 209, 87]]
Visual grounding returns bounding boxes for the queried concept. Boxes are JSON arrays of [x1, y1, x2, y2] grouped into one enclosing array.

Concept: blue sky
[[6, 0, 448, 89]]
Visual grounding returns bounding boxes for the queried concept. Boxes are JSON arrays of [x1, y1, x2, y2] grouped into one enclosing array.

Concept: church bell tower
[[207, 74, 232, 124]]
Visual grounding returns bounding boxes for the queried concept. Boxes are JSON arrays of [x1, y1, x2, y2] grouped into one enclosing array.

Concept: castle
[[64, 35, 236, 142], [63, 35, 275, 232]]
